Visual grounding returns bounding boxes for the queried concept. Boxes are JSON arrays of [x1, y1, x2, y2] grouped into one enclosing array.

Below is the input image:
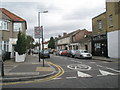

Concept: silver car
[[74, 50, 92, 59]]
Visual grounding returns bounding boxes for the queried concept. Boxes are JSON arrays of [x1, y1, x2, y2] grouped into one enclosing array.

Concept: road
[[2, 54, 120, 88]]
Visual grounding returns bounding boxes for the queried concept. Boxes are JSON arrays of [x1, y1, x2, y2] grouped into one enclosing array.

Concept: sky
[[1, 0, 106, 41]]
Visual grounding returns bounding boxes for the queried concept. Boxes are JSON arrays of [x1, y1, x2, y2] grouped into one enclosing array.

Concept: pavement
[[92, 56, 119, 62], [0, 54, 56, 82], [0, 54, 119, 83]]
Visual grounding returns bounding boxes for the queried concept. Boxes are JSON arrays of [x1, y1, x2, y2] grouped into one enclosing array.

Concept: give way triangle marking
[[97, 69, 117, 76], [77, 71, 92, 78]]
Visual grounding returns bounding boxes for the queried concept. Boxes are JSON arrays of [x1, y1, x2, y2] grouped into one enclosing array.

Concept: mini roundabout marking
[[67, 64, 91, 71]]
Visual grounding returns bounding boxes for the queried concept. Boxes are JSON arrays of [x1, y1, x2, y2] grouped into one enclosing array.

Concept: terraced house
[[56, 29, 92, 53], [0, 8, 27, 58], [92, 1, 120, 58]]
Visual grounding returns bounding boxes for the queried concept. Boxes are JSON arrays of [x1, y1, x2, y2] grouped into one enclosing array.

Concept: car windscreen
[[81, 50, 88, 53]]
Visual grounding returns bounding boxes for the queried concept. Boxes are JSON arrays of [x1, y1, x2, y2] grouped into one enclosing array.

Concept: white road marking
[[102, 62, 109, 63], [106, 67, 120, 73], [90, 62, 96, 63], [66, 77, 77, 79], [98, 69, 117, 76], [53, 78, 62, 80], [71, 60, 82, 63], [97, 65, 120, 73], [67, 64, 91, 71], [77, 71, 92, 77]]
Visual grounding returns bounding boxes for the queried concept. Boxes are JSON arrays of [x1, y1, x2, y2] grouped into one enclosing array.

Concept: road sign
[[34, 26, 43, 38]]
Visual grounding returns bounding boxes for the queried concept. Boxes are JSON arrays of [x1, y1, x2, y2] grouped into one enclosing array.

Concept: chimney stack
[[63, 32, 67, 36], [58, 35, 61, 38]]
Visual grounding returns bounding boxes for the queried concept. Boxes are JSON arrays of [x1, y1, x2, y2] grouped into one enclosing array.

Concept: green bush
[[15, 31, 27, 55]]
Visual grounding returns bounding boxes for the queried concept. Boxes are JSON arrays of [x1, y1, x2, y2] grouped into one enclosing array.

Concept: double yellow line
[[0, 62, 64, 86]]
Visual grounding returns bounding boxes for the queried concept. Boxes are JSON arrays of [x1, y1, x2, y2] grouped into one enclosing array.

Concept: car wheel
[[70, 55, 73, 58]]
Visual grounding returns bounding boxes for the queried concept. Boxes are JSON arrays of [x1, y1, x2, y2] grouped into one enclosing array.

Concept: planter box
[[15, 52, 26, 62]]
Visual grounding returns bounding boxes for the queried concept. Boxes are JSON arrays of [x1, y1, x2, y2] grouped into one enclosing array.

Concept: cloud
[[1, 0, 106, 41], [62, 6, 105, 21]]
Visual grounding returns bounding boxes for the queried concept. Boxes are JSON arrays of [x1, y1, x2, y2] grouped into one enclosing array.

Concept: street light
[[38, 11, 48, 66]]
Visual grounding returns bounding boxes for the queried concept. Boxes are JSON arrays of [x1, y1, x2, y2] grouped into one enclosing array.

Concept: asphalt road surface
[[2, 54, 120, 89]]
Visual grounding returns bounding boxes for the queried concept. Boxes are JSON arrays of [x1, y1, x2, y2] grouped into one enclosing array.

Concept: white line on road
[[53, 78, 62, 80], [102, 62, 109, 63], [98, 69, 117, 76], [97, 65, 120, 73], [77, 71, 92, 78], [66, 77, 77, 79], [90, 62, 96, 63], [70, 60, 82, 63]]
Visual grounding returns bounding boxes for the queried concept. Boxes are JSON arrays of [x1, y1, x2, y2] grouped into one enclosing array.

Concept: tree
[[15, 31, 27, 55], [48, 37, 55, 49], [26, 35, 34, 49]]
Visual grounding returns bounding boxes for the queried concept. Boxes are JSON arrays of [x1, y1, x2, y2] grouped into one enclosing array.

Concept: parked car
[[2, 50, 11, 61], [32, 49, 40, 54], [55, 50, 60, 56], [74, 50, 92, 59], [40, 50, 50, 58], [2, 50, 6, 61], [67, 50, 76, 58], [59, 50, 64, 56], [50, 49, 55, 54], [61, 50, 68, 56]]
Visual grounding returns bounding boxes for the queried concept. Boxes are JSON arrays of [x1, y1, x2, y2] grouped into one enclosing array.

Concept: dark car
[[67, 50, 76, 58], [2, 50, 6, 61], [40, 50, 50, 58]]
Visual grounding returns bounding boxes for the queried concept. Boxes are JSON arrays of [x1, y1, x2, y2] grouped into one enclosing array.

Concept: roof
[[92, 12, 106, 20], [73, 29, 92, 37], [57, 29, 80, 40], [43, 40, 50, 44], [0, 8, 26, 22]]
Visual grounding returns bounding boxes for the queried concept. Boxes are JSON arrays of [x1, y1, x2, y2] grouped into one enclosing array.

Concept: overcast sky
[[1, 0, 106, 40]]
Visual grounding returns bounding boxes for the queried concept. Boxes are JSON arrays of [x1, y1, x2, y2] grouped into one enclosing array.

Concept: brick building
[[0, 8, 27, 58], [92, 1, 120, 58]]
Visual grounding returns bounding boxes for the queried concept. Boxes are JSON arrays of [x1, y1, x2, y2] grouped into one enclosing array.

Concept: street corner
[[0, 62, 64, 85], [36, 66, 55, 72]]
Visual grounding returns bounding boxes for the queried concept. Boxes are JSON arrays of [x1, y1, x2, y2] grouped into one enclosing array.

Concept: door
[[85, 45, 88, 50], [12, 45, 15, 58]]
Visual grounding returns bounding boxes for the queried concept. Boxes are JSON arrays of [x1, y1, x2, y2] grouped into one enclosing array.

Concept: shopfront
[[92, 34, 108, 57]]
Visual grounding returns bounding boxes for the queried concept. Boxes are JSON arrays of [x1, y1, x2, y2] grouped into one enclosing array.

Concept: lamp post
[[38, 11, 48, 65]]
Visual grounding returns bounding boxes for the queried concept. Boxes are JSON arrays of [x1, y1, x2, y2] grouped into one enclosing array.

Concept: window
[[0, 41, 2, 55], [98, 20, 102, 29], [14, 23, 22, 31], [0, 20, 9, 30], [3, 41, 9, 52], [109, 15, 113, 27]]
